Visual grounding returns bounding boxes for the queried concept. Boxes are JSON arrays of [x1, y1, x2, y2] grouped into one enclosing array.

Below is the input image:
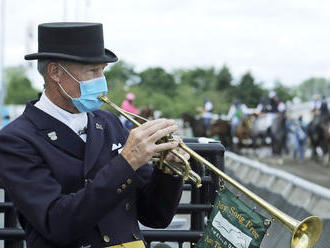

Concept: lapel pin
[[95, 123, 103, 130], [47, 131, 58, 141]]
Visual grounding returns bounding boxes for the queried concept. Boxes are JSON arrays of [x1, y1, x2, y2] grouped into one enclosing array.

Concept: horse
[[233, 115, 254, 149], [181, 113, 232, 148], [139, 106, 154, 120], [251, 113, 273, 148], [307, 114, 330, 163], [209, 119, 232, 149], [181, 113, 207, 137], [269, 112, 288, 155]]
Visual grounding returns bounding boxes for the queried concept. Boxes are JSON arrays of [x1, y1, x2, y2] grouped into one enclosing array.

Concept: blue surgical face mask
[[58, 64, 108, 112]]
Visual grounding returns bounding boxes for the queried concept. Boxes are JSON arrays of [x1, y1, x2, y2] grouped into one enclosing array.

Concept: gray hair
[[37, 59, 51, 78], [37, 59, 69, 78]]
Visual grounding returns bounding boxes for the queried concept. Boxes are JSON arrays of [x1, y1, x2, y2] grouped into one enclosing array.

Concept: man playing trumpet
[[0, 22, 188, 248]]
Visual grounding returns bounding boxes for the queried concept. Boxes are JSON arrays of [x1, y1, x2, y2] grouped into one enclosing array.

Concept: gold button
[[121, 184, 127, 190], [125, 203, 131, 210], [117, 188, 122, 194], [133, 233, 139, 239], [127, 179, 132, 184], [103, 235, 110, 242]]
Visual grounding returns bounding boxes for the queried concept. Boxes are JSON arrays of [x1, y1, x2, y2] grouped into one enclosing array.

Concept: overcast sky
[[2, 0, 330, 89]]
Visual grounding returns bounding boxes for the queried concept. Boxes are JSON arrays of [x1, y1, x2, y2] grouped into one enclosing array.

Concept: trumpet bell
[[291, 216, 323, 248]]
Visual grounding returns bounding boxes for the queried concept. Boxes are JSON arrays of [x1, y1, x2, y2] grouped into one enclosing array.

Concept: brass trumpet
[[98, 93, 323, 248]]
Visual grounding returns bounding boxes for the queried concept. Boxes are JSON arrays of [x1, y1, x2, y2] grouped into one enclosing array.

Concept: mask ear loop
[[57, 64, 79, 100], [57, 82, 74, 100], [58, 64, 80, 83]]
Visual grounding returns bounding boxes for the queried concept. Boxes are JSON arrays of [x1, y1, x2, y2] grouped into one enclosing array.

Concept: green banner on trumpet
[[195, 188, 270, 248]]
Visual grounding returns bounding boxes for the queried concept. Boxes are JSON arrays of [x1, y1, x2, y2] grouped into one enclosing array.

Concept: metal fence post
[[4, 193, 23, 248]]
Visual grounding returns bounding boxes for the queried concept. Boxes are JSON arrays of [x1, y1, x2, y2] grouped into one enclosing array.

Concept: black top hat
[[25, 22, 118, 64]]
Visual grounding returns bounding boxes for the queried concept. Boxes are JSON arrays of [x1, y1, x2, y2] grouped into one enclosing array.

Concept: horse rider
[[311, 94, 321, 117], [227, 99, 248, 136], [201, 97, 214, 136], [256, 97, 270, 114], [120, 92, 139, 129], [0, 22, 187, 248], [268, 91, 286, 113]]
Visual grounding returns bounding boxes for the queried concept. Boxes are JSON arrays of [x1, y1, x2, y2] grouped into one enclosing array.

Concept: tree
[[5, 66, 39, 104], [179, 67, 217, 91], [216, 65, 232, 90], [139, 67, 176, 96], [273, 81, 295, 102], [295, 77, 330, 101], [104, 60, 137, 88], [230, 72, 266, 107]]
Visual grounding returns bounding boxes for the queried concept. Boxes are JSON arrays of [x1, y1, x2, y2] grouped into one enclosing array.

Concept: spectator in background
[[293, 115, 307, 161], [120, 92, 139, 129]]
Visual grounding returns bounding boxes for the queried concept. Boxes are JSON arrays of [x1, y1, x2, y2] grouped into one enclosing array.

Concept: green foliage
[[273, 81, 295, 102], [132, 83, 200, 118], [229, 72, 267, 107], [295, 77, 330, 101], [139, 67, 176, 97], [178, 67, 217, 91], [216, 65, 232, 90], [104, 61, 137, 87], [5, 66, 39, 104]]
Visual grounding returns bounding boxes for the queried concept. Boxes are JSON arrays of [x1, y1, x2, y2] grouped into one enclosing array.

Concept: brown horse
[[209, 119, 232, 149], [234, 115, 254, 148], [181, 113, 232, 148], [139, 106, 154, 120], [181, 113, 206, 137]]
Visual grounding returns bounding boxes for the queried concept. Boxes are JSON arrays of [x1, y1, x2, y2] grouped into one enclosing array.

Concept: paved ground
[[240, 147, 330, 189]]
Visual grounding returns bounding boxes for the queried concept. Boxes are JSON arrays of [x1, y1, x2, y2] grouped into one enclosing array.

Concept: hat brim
[[24, 48, 118, 64]]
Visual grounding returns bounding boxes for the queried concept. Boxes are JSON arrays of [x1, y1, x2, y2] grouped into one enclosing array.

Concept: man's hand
[[121, 119, 179, 171]]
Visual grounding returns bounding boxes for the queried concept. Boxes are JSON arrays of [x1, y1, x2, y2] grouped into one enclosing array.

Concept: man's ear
[[48, 63, 62, 83]]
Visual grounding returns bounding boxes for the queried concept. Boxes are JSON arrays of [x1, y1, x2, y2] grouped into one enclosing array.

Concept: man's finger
[[148, 124, 178, 143], [138, 119, 177, 138], [154, 140, 179, 153]]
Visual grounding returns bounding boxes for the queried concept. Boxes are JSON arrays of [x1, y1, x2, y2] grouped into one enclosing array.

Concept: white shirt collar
[[34, 92, 88, 142]]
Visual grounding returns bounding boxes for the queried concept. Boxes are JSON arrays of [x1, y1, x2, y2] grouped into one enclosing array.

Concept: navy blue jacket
[[0, 101, 183, 248]]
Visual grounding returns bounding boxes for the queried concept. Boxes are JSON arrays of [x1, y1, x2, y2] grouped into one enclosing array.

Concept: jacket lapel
[[24, 101, 85, 160], [83, 112, 105, 177]]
